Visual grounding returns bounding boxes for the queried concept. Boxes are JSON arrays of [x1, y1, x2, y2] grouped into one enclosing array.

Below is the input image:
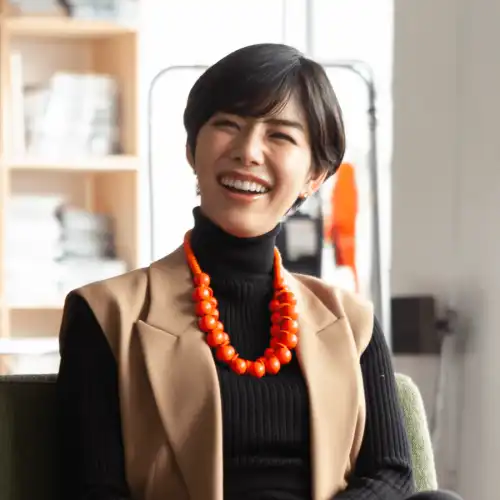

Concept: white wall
[[455, 0, 500, 497], [391, 0, 460, 487], [392, 0, 500, 497]]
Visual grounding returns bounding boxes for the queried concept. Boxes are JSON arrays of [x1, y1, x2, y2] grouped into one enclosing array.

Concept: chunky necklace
[[183, 230, 299, 378]]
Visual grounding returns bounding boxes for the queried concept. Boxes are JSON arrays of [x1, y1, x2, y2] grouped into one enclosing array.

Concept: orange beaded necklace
[[183, 230, 299, 378]]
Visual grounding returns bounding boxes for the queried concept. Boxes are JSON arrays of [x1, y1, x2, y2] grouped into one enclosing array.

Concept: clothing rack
[[147, 60, 388, 334]]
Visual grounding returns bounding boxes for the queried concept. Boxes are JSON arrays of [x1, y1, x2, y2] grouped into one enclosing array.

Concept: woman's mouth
[[218, 175, 272, 195]]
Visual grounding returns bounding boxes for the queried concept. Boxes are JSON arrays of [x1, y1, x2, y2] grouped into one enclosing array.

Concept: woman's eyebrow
[[264, 118, 305, 131]]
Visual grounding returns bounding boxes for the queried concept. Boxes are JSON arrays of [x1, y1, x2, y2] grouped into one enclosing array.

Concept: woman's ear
[[186, 143, 195, 169], [301, 170, 328, 198]]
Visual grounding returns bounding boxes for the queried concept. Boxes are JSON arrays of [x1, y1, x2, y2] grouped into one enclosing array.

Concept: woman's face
[[188, 95, 322, 238]]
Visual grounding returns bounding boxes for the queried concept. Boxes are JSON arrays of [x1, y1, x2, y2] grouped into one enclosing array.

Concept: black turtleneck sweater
[[57, 208, 414, 500]]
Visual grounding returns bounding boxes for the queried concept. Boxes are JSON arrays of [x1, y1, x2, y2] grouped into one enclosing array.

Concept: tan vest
[[66, 247, 373, 500]]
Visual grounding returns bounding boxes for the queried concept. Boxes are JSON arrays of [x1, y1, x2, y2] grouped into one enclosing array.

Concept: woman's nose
[[231, 130, 265, 167]]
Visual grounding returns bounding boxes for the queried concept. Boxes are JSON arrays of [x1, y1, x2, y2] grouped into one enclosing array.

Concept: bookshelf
[[0, 2, 141, 345]]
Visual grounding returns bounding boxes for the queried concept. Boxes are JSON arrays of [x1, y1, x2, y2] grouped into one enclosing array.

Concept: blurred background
[[0, 0, 497, 499]]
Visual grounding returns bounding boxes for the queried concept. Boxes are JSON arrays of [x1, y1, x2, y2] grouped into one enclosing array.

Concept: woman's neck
[[189, 207, 281, 278]]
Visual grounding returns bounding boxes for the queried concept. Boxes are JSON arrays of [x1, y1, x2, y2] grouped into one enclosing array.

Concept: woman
[[57, 43, 462, 500]]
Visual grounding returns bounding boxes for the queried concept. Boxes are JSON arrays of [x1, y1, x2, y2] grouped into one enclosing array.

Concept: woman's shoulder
[[291, 273, 374, 354]]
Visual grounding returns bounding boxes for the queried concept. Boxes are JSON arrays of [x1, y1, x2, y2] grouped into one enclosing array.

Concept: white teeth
[[220, 176, 270, 193]]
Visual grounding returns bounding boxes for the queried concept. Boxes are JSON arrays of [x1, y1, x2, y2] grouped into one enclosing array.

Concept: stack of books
[[10, 58, 120, 158], [4, 195, 65, 306], [58, 206, 127, 297], [26, 72, 119, 158], [60, 207, 114, 259], [4, 196, 127, 307]]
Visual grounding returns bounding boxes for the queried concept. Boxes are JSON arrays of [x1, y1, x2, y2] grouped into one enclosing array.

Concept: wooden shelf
[[2, 16, 137, 39], [8, 304, 63, 311], [0, 7, 142, 340], [5, 155, 140, 172]]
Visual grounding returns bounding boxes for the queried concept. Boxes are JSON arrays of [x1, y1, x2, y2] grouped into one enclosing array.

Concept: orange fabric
[[325, 163, 358, 289]]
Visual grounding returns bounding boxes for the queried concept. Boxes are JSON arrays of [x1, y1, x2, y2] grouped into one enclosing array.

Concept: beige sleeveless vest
[[66, 246, 373, 500]]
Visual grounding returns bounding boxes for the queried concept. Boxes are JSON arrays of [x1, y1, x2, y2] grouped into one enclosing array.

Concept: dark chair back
[[0, 375, 60, 500]]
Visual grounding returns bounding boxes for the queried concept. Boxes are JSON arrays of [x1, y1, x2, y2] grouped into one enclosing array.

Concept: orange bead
[[216, 344, 236, 362], [195, 300, 213, 316], [269, 299, 281, 312], [206, 330, 225, 347], [264, 348, 275, 358], [279, 304, 298, 319], [231, 357, 247, 375], [248, 360, 266, 378], [270, 337, 285, 350], [270, 324, 281, 336], [274, 286, 290, 298], [279, 291, 296, 305], [280, 318, 299, 335], [192, 286, 211, 301], [221, 332, 230, 345], [275, 346, 292, 365], [198, 315, 217, 332], [194, 272, 210, 287], [277, 332, 298, 349], [212, 309, 220, 321], [209, 297, 218, 308], [265, 355, 281, 375], [271, 312, 282, 324]]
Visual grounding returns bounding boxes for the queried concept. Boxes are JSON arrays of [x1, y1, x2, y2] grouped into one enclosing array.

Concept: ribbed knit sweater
[[57, 207, 414, 500]]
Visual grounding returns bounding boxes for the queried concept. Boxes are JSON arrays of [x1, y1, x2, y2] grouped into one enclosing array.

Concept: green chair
[[0, 373, 437, 500], [396, 372, 438, 491]]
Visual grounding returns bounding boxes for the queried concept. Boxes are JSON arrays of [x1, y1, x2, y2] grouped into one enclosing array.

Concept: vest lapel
[[137, 247, 223, 500], [287, 273, 363, 500]]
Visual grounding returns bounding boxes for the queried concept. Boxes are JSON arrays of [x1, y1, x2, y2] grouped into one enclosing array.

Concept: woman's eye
[[271, 132, 296, 144], [213, 119, 239, 129]]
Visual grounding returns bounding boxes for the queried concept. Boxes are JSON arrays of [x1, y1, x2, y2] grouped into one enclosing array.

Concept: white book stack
[[5, 195, 65, 307], [60, 206, 114, 258], [4, 200, 128, 306], [25, 72, 119, 158], [58, 206, 127, 295]]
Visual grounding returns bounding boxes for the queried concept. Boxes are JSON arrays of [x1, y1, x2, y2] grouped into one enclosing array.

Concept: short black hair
[[183, 43, 345, 180]]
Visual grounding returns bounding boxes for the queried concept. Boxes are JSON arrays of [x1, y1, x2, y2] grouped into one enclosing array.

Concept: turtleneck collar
[[189, 207, 281, 277]]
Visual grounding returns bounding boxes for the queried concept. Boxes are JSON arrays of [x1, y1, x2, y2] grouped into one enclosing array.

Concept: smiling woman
[[57, 43, 461, 500], [184, 43, 345, 237]]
